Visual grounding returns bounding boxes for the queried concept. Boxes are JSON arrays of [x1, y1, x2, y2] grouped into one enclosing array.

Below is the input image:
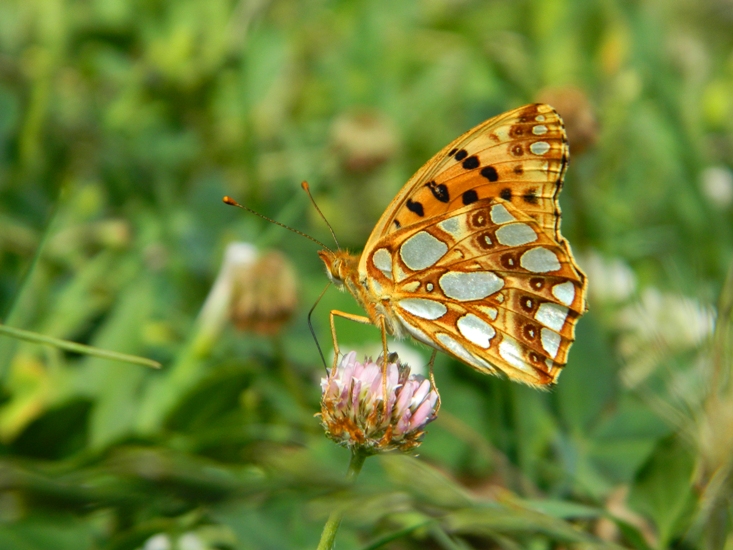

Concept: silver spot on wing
[[372, 248, 393, 279], [439, 271, 504, 301], [541, 328, 561, 358], [530, 141, 550, 155], [490, 204, 515, 224], [535, 302, 568, 332], [457, 314, 495, 348], [495, 223, 538, 246], [398, 298, 448, 320], [498, 338, 536, 375], [520, 247, 560, 273], [400, 231, 448, 271], [552, 281, 575, 306]]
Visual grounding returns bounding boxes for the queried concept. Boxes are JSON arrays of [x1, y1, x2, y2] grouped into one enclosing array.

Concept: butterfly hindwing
[[364, 198, 585, 385]]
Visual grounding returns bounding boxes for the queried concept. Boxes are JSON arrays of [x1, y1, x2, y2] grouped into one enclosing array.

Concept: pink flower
[[318, 352, 439, 453]]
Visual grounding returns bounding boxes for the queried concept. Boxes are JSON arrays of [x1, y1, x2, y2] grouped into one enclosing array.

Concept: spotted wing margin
[[366, 199, 586, 386], [361, 103, 569, 274]]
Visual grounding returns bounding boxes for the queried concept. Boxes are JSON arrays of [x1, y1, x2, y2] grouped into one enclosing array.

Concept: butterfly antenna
[[223, 196, 333, 252], [301, 182, 340, 250], [308, 281, 332, 373]]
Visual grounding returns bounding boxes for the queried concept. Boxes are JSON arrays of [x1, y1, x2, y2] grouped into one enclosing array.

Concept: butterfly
[[319, 103, 587, 387]]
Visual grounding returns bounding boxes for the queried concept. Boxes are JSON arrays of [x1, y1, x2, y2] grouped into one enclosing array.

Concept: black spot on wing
[[520, 296, 536, 313], [462, 189, 478, 205], [481, 166, 499, 182], [522, 322, 539, 341], [500, 188, 512, 201], [500, 253, 517, 268], [426, 181, 450, 203], [406, 199, 424, 217], [523, 188, 538, 204], [454, 149, 468, 161], [462, 155, 480, 170]]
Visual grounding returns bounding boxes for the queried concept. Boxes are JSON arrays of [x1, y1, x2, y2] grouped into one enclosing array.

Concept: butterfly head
[[317, 249, 357, 289]]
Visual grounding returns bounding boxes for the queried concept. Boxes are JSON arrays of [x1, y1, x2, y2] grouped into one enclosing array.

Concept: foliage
[[0, 0, 732, 548]]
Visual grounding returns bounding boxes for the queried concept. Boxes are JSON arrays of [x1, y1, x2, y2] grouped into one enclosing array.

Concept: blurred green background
[[1, 0, 732, 548]]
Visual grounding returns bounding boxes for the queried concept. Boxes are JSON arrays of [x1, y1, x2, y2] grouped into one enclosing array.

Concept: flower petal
[[320, 351, 439, 453]]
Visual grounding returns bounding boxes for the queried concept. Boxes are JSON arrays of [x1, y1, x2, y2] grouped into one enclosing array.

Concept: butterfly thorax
[[318, 249, 400, 336]]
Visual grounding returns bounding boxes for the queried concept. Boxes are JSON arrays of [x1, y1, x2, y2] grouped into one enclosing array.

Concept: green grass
[[0, 0, 732, 548]]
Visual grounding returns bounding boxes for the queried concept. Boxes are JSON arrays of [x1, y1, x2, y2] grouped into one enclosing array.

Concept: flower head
[[319, 351, 439, 453], [536, 86, 598, 154], [229, 249, 298, 335]]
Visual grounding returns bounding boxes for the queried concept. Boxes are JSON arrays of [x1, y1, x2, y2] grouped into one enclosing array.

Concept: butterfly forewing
[[363, 198, 584, 385], [361, 104, 569, 261]]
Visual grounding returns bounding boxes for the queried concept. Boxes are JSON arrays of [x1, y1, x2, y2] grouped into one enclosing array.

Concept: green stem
[[0, 324, 161, 369], [0, 187, 60, 380], [316, 449, 368, 550]]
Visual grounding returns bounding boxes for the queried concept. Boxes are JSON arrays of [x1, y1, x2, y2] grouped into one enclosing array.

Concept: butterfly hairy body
[[319, 104, 587, 387]]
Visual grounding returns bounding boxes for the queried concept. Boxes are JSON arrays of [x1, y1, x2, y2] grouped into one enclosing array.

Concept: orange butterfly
[[318, 104, 587, 387]]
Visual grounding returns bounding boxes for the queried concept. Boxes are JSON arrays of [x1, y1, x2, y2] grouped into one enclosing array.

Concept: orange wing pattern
[[362, 104, 568, 265], [362, 198, 585, 385], [319, 103, 586, 387]]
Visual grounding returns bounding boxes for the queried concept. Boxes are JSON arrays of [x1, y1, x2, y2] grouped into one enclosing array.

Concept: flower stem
[[0, 323, 161, 369], [316, 449, 368, 550]]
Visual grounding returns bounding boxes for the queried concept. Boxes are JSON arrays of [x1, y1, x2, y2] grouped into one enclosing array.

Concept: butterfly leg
[[375, 315, 390, 401], [427, 350, 441, 414], [329, 309, 374, 368], [329, 310, 391, 401], [376, 315, 389, 367]]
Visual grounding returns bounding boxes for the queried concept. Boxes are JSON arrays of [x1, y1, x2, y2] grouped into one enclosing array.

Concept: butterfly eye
[[317, 251, 345, 287], [326, 262, 344, 287]]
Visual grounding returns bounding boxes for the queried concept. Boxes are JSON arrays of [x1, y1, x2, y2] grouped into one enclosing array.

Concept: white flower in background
[[140, 532, 208, 550], [178, 533, 206, 550], [577, 250, 637, 303], [319, 351, 439, 453], [199, 243, 258, 340], [617, 288, 715, 386], [330, 109, 399, 172], [700, 166, 733, 208], [618, 288, 715, 348], [142, 534, 172, 550]]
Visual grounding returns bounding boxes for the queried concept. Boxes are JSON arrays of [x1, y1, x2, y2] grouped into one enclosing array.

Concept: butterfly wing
[[360, 103, 569, 274], [348, 103, 585, 384], [364, 198, 586, 386]]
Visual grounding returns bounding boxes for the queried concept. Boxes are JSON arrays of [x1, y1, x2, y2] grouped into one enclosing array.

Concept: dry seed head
[[230, 250, 298, 336]]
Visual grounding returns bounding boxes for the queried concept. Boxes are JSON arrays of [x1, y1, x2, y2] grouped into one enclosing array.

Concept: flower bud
[[199, 244, 298, 340], [331, 110, 398, 173], [230, 249, 298, 336], [536, 86, 598, 154]]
